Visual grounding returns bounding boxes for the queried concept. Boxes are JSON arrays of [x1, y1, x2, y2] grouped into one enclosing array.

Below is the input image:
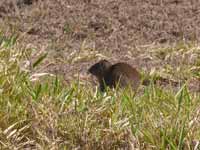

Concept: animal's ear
[[102, 59, 110, 64], [100, 59, 111, 69], [102, 59, 109, 62]]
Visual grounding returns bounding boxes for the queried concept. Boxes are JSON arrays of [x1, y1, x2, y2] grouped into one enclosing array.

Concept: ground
[[0, 1, 200, 149]]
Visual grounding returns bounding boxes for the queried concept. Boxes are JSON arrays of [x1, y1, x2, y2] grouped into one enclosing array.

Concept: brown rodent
[[88, 59, 141, 91]]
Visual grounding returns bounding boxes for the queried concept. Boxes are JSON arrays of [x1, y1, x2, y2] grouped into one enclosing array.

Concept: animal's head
[[88, 59, 111, 79]]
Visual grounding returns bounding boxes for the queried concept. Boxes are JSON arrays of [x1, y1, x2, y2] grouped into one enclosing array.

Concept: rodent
[[88, 59, 142, 91]]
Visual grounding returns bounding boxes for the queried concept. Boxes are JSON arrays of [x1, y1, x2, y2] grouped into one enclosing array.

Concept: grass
[[152, 41, 200, 80], [0, 33, 200, 150]]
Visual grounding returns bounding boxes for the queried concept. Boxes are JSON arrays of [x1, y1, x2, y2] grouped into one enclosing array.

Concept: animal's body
[[88, 60, 141, 91]]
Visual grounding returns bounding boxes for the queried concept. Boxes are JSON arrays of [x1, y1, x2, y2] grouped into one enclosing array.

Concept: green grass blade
[[33, 53, 48, 68]]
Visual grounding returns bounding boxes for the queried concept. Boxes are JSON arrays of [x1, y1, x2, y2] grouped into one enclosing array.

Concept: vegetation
[[0, 34, 199, 150]]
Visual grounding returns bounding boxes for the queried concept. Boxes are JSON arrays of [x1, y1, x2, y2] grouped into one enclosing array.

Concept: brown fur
[[88, 60, 141, 91]]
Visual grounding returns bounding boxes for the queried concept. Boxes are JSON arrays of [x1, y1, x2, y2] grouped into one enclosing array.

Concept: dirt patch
[[1, 0, 200, 47]]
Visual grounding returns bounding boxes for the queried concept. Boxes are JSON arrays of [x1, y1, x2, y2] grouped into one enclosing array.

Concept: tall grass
[[0, 33, 199, 149]]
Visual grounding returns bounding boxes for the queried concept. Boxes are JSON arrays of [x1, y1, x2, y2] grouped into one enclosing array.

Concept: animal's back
[[104, 63, 141, 89]]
